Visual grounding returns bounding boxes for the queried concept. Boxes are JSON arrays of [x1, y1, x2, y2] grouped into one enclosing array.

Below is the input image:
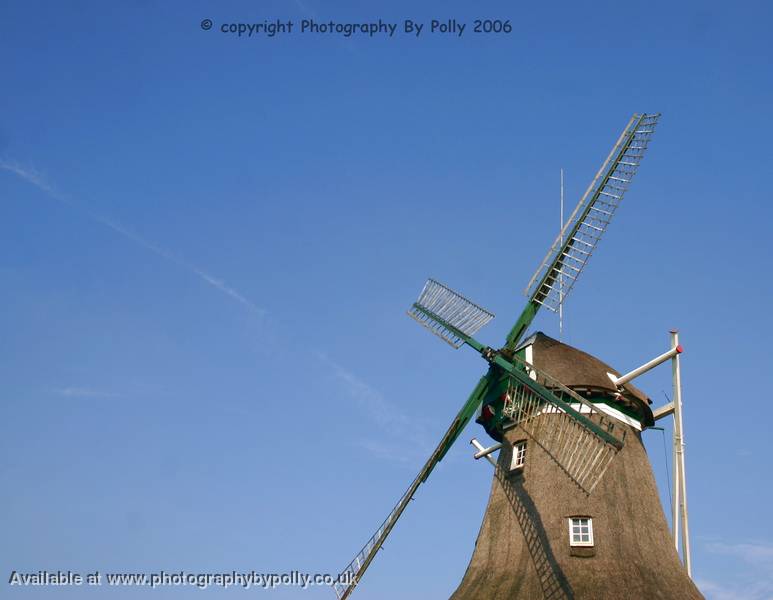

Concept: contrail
[[1, 160, 57, 194], [316, 351, 431, 464], [1, 159, 264, 314]]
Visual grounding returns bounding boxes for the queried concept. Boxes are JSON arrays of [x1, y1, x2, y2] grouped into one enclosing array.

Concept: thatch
[[451, 425, 703, 599], [450, 339, 703, 600], [518, 333, 654, 427]]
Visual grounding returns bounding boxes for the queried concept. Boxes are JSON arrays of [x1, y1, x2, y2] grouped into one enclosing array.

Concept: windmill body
[[451, 333, 702, 599], [333, 113, 701, 600]]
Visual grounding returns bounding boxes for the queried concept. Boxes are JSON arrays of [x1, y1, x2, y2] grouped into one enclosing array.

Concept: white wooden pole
[[671, 329, 692, 577], [671, 341, 681, 556], [470, 438, 498, 467], [611, 345, 683, 387]]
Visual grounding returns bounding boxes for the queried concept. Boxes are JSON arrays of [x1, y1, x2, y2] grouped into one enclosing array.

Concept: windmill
[[333, 113, 697, 599]]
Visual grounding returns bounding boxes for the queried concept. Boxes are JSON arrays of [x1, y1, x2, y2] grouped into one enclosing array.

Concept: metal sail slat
[[523, 113, 660, 313], [407, 279, 494, 348]]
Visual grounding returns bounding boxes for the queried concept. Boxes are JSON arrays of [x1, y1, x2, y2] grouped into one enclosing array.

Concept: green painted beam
[[410, 304, 622, 449], [490, 353, 623, 449], [421, 374, 491, 481], [504, 301, 539, 351]]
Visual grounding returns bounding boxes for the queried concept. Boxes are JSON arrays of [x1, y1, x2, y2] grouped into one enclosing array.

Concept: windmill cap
[[514, 332, 654, 427]]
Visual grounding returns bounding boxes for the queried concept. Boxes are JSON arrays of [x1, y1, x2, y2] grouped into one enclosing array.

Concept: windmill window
[[568, 517, 594, 547], [510, 441, 527, 471]]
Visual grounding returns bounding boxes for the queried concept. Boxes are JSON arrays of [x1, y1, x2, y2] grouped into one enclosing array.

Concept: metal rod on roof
[[559, 168, 564, 341]]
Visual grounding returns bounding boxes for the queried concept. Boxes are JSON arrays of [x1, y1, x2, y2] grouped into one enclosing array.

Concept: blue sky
[[2, 1, 772, 599]]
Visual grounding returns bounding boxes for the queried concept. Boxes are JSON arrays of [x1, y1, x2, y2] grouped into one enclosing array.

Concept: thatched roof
[[517, 332, 654, 427]]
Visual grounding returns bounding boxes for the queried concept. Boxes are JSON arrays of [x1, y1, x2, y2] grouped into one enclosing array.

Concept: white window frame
[[568, 517, 594, 547], [510, 441, 527, 471]]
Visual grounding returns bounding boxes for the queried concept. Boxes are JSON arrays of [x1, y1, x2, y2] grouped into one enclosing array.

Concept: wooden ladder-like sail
[[501, 353, 627, 493], [505, 113, 661, 350], [333, 376, 492, 600]]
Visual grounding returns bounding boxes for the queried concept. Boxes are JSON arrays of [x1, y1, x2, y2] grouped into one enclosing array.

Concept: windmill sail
[[501, 354, 626, 493], [506, 113, 660, 349], [333, 376, 492, 600], [407, 278, 495, 348], [525, 113, 660, 312]]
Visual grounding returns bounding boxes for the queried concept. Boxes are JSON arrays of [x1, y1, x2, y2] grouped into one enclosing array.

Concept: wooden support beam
[[652, 402, 675, 421]]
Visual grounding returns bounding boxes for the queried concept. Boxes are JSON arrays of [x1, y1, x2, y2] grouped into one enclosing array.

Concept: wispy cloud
[[317, 352, 431, 464], [94, 214, 262, 313], [697, 539, 773, 600], [356, 439, 420, 466], [0, 160, 57, 194], [55, 387, 119, 399], [705, 540, 773, 568], [696, 577, 773, 600], [1, 159, 264, 314]]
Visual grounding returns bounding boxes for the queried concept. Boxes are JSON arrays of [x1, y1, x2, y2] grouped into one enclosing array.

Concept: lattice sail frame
[[333, 473, 419, 600], [525, 113, 660, 312], [333, 375, 492, 600], [407, 278, 495, 348], [501, 354, 627, 493]]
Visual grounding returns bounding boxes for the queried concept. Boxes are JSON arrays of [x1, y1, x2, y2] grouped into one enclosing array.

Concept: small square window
[[568, 517, 594, 546], [510, 441, 527, 471]]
